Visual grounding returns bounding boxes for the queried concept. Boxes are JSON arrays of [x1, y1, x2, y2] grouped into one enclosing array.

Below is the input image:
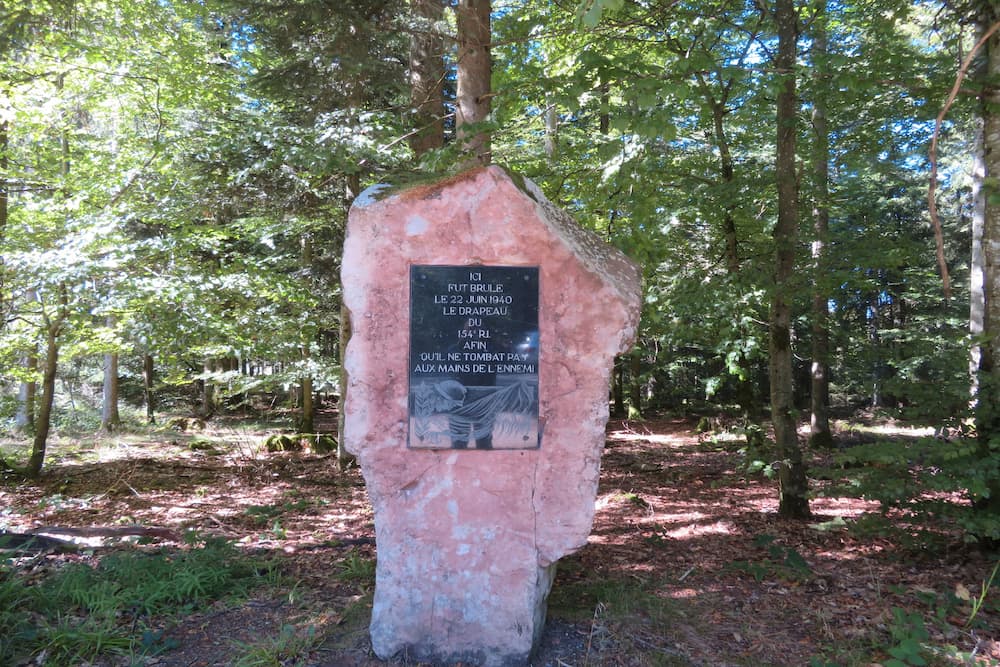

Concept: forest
[[2, 0, 1000, 665]]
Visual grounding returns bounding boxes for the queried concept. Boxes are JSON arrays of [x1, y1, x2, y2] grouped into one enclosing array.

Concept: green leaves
[[575, 0, 625, 28], [885, 607, 930, 667]]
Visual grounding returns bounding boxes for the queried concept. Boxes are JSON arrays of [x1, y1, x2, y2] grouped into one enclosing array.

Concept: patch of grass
[[0, 535, 276, 666], [231, 623, 321, 667], [337, 549, 376, 589], [0, 568, 37, 664]]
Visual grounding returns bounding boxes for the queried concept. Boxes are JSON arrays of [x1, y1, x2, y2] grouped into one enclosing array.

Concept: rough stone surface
[[342, 166, 641, 666]]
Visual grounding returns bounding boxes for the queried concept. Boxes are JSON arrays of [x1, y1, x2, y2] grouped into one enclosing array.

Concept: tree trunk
[[455, 0, 491, 166], [337, 306, 354, 470], [709, 95, 758, 418], [627, 350, 642, 419], [0, 117, 6, 235], [975, 3, 1000, 509], [28, 293, 66, 479], [710, 98, 739, 276], [101, 317, 120, 432], [28, 71, 72, 477], [144, 353, 156, 424], [973, 115, 986, 403], [770, 0, 810, 519], [612, 356, 625, 417], [1, 117, 8, 327], [101, 350, 120, 432], [301, 371, 314, 433], [200, 359, 217, 417], [299, 233, 315, 434], [409, 0, 445, 157], [599, 81, 610, 135], [15, 374, 37, 433], [809, 4, 833, 448]]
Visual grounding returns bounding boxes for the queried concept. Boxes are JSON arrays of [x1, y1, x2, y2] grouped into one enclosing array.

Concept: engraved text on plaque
[[408, 265, 540, 449]]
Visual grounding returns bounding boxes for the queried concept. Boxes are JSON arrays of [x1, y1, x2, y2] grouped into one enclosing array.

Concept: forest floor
[[1, 414, 999, 666]]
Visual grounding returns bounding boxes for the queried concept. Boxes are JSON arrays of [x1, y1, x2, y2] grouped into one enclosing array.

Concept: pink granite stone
[[342, 166, 640, 666]]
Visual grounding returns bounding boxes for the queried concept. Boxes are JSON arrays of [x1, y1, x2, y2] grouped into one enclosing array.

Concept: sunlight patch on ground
[[661, 520, 735, 539], [809, 496, 881, 518], [830, 420, 936, 438], [596, 501, 738, 540], [93, 439, 149, 462], [0, 493, 29, 532], [625, 562, 661, 576], [594, 491, 639, 511], [634, 507, 709, 524], [607, 430, 696, 447], [665, 587, 701, 599], [700, 431, 744, 444], [730, 493, 778, 513]]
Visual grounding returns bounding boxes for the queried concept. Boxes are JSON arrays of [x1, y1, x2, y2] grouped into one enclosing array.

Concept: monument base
[[371, 561, 557, 667]]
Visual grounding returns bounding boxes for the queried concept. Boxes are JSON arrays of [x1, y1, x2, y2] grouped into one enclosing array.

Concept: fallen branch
[[0, 531, 77, 553], [286, 537, 377, 551], [30, 525, 180, 541]]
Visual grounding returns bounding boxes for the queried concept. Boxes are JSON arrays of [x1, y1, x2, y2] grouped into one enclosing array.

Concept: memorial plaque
[[408, 265, 540, 449]]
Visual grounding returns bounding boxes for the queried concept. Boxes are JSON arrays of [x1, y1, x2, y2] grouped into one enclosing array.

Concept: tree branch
[[928, 20, 1000, 301]]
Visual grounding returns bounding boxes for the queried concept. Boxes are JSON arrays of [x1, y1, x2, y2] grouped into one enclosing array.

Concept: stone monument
[[342, 166, 640, 666]]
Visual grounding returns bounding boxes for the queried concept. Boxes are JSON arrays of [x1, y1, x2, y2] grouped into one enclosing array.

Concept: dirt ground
[[2, 416, 999, 666]]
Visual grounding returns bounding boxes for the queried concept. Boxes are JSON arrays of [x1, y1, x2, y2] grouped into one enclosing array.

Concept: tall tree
[[0, 113, 7, 329], [101, 315, 121, 432], [409, 0, 445, 157], [101, 350, 120, 432], [972, 1, 1000, 513], [28, 288, 67, 478], [769, 0, 810, 518], [455, 0, 491, 165], [808, 2, 832, 448], [687, 17, 765, 418], [299, 233, 315, 435], [28, 61, 73, 477], [143, 353, 156, 424]]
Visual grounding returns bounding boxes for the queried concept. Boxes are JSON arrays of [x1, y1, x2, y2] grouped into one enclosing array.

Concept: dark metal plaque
[[408, 265, 540, 449]]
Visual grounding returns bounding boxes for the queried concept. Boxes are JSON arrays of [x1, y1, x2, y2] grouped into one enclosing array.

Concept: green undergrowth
[[816, 435, 1000, 543], [336, 548, 376, 589], [808, 561, 1000, 667], [0, 535, 278, 666]]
